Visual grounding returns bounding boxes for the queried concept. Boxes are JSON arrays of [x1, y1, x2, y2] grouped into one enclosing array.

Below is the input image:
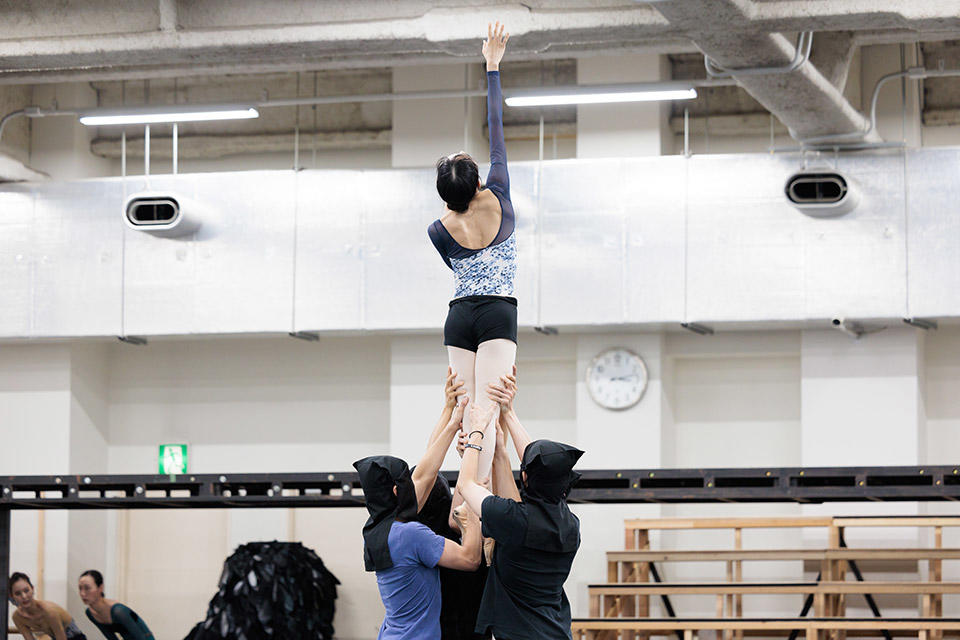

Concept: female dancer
[[9, 572, 87, 640], [428, 21, 515, 483], [78, 570, 155, 640], [457, 372, 585, 640]]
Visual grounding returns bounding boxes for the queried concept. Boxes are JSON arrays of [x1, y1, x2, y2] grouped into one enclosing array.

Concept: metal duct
[[1, 149, 960, 339]]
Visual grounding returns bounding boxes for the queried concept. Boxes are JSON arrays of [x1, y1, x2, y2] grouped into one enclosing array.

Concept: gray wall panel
[[686, 155, 805, 321], [906, 148, 960, 318], [804, 153, 907, 319], [539, 159, 625, 325], [362, 169, 449, 330], [0, 186, 35, 336], [31, 180, 123, 336], [622, 156, 685, 323], [123, 172, 296, 335], [294, 170, 363, 331], [504, 164, 539, 329], [4, 148, 960, 338]]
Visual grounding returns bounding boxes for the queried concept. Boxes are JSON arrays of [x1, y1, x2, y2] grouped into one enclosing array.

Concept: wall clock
[[586, 348, 648, 410]]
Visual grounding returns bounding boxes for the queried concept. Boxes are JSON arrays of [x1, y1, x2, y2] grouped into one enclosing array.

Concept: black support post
[[1, 507, 10, 640]]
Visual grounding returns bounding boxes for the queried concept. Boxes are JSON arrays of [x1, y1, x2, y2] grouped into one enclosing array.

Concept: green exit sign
[[158, 444, 188, 475]]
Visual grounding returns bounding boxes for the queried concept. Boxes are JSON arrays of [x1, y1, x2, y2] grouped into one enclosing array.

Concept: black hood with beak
[[353, 455, 419, 572], [519, 439, 584, 553]]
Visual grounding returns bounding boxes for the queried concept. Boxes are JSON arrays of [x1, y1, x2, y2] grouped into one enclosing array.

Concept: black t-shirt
[[475, 495, 579, 640]]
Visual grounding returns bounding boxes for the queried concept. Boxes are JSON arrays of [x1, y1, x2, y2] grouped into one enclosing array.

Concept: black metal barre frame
[[1, 465, 960, 510], [3, 464, 960, 640]]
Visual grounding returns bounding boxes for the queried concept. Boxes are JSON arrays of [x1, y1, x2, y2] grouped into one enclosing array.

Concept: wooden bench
[[616, 516, 960, 637], [571, 617, 960, 640], [589, 582, 960, 622]]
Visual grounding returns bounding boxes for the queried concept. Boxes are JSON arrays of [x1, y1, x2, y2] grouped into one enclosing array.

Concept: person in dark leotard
[[427, 21, 515, 564], [418, 474, 491, 640], [9, 572, 87, 640], [78, 570, 155, 640]]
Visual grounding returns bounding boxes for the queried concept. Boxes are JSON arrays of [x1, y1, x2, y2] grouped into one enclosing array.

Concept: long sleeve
[[485, 71, 510, 199], [110, 605, 155, 640]]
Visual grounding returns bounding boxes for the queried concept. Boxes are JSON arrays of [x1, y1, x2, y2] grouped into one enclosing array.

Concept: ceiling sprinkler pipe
[[0, 106, 78, 146], [704, 31, 813, 79], [799, 66, 960, 148]]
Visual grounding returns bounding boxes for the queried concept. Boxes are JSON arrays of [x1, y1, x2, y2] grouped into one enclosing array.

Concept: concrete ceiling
[[1, 0, 960, 159], [2, 0, 959, 85]]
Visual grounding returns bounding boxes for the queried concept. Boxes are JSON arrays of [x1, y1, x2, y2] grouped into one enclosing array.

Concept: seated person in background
[[78, 570, 155, 640], [9, 572, 87, 640], [353, 372, 482, 640], [457, 368, 585, 640]]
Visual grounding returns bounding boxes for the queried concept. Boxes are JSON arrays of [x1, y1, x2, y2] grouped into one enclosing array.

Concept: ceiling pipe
[[799, 66, 960, 148], [705, 31, 813, 79]]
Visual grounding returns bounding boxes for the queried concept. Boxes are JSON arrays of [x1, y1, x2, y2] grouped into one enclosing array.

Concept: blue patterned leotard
[[428, 71, 516, 299]]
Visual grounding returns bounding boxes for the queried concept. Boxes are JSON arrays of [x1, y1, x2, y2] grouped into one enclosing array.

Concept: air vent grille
[[126, 197, 180, 226], [786, 173, 848, 204]]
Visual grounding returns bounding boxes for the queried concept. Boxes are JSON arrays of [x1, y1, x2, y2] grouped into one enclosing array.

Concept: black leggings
[[443, 296, 517, 352]]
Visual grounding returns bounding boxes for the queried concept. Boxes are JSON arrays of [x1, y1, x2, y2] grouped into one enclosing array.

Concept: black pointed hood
[[353, 455, 419, 572], [519, 440, 584, 552], [417, 474, 454, 538]]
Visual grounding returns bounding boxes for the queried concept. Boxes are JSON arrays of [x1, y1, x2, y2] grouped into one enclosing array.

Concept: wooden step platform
[[571, 617, 960, 639], [589, 582, 960, 596], [607, 549, 960, 563]]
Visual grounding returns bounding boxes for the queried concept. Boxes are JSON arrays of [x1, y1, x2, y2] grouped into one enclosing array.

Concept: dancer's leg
[[474, 338, 517, 481], [447, 346, 477, 435]]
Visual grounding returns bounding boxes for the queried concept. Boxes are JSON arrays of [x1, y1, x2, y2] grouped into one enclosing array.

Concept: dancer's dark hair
[[436, 153, 479, 213], [8, 572, 32, 598], [80, 569, 104, 588]]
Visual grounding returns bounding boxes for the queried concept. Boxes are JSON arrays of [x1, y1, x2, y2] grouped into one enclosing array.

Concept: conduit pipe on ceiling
[[704, 31, 813, 79], [799, 66, 960, 148], [0, 79, 736, 146]]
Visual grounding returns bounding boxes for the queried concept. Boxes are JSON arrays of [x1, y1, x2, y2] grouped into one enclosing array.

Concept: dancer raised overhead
[[428, 21, 515, 483], [457, 370, 585, 640], [9, 572, 88, 640]]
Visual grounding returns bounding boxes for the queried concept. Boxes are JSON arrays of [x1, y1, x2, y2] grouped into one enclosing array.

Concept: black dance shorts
[[443, 295, 518, 352]]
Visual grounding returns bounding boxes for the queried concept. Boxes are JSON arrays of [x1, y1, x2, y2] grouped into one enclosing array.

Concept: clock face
[[586, 348, 648, 410]]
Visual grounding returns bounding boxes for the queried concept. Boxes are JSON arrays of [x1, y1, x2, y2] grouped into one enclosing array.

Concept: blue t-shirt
[[376, 520, 447, 640]]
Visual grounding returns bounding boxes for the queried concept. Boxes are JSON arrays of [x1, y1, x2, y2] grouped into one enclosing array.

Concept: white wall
[[6, 326, 960, 634], [106, 336, 391, 474]]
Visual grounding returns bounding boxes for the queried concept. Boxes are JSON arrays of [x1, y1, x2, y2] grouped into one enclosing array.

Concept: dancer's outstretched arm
[[457, 418, 493, 515], [492, 423, 521, 502], [487, 367, 531, 461], [412, 399, 466, 511]]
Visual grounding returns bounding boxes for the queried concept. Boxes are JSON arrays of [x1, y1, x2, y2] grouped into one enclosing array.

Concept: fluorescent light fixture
[[505, 84, 697, 107], [79, 105, 259, 126]]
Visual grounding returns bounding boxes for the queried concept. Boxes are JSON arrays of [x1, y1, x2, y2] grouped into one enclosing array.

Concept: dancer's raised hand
[[446, 396, 468, 433], [482, 21, 509, 71], [487, 364, 517, 411], [444, 366, 467, 410]]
